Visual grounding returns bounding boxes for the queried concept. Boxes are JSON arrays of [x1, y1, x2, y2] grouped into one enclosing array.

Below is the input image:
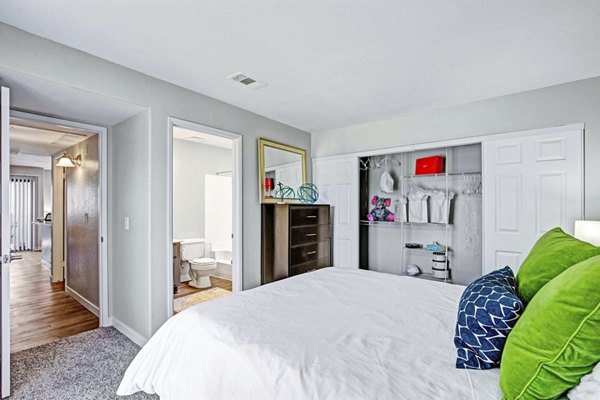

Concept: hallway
[[10, 251, 98, 353]]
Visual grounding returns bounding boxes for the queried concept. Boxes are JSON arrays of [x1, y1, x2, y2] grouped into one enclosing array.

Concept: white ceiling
[[172, 126, 232, 149], [10, 124, 91, 156], [1, 1, 600, 132]]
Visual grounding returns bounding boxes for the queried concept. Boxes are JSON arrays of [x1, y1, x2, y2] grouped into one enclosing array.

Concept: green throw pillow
[[516, 227, 600, 304], [500, 255, 600, 400]]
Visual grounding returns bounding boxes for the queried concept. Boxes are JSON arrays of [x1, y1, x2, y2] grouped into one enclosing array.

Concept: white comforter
[[118, 268, 502, 400]]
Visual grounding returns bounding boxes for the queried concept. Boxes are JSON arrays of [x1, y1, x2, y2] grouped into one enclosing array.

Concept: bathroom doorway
[[168, 118, 242, 315]]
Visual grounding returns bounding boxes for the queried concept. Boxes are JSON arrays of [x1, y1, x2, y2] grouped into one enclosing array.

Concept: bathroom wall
[[204, 174, 232, 249], [172, 140, 232, 240], [64, 134, 100, 310]]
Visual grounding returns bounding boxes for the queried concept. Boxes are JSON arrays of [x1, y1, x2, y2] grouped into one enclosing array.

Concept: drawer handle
[[305, 233, 317, 237], [306, 215, 317, 219], [306, 251, 317, 255]]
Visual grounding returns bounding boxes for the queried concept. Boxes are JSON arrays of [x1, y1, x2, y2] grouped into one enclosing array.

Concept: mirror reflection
[[258, 138, 307, 203], [264, 146, 304, 198]]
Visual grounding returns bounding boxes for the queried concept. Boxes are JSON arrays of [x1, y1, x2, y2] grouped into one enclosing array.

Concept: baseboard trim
[[110, 318, 148, 347], [65, 285, 100, 317]]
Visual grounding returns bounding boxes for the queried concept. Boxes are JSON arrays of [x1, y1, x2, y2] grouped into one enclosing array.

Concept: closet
[[359, 144, 482, 285], [313, 123, 584, 285]]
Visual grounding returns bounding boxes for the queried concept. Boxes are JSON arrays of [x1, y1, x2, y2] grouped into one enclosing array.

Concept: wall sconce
[[55, 152, 82, 168], [574, 220, 600, 246]]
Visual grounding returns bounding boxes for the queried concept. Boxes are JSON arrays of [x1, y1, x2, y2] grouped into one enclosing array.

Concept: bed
[[118, 267, 502, 400]]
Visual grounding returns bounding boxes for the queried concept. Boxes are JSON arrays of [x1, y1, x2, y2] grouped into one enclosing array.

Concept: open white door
[[313, 156, 360, 268], [0, 86, 11, 398]]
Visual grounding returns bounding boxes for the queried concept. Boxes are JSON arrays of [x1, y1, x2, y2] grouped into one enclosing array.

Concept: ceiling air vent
[[227, 72, 268, 90]]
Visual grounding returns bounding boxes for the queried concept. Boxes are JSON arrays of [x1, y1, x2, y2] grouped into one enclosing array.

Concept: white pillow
[[569, 362, 600, 400]]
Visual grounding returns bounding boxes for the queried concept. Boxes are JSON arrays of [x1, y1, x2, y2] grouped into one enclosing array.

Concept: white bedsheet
[[118, 268, 502, 400]]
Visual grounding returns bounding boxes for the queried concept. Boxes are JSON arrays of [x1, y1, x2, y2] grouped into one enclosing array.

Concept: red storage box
[[415, 156, 445, 175]]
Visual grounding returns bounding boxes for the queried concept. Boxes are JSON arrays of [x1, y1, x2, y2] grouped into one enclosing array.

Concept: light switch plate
[[124, 216, 130, 231]]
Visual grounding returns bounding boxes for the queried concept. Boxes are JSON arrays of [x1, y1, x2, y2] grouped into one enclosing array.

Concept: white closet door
[[313, 157, 359, 268], [482, 126, 584, 274]]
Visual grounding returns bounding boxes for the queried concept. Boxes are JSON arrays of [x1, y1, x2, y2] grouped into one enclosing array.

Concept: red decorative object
[[265, 178, 275, 197], [415, 156, 445, 175], [265, 178, 273, 191]]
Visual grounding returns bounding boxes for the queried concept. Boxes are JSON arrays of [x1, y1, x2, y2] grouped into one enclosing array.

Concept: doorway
[[168, 118, 242, 316], [8, 111, 108, 352]]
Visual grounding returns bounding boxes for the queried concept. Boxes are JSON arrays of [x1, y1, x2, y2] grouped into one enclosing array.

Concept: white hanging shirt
[[395, 196, 408, 222], [408, 190, 429, 223], [429, 190, 455, 224], [380, 170, 394, 193]]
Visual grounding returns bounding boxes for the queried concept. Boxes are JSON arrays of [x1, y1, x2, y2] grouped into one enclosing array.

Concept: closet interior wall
[[359, 143, 483, 285]]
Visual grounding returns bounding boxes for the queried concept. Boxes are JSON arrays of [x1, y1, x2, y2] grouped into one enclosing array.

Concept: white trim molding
[[11, 110, 110, 327], [65, 285, 99, 317], [111, 318, 148, 347], [167, 117, 243, 320]]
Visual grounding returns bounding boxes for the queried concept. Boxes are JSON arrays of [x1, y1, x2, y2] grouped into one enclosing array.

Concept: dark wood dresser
[[261, 204, 331, 284]]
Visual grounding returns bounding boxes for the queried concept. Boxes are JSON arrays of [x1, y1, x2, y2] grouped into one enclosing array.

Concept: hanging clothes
[[429, 189, 455, 224], [395, 196, 408, 222], [408, 187, 429, 223], [380, 170, 394, 193]]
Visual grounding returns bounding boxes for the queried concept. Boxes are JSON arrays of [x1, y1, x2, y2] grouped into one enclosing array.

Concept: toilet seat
[[189, 258, 217, 270]]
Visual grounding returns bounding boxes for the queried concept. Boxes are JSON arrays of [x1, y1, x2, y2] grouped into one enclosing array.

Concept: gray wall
[[313, 76, 600, 220], [64, 135, 99, 308], [173, 140, 232, 240], [42, 169, 51, 213], [0, 23, 311, 339], [110, 111, 151, 338]]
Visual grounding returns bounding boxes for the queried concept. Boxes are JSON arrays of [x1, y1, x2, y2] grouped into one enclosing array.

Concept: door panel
[[1, 86, 11, 398], [483, 127, 583, 274], [313, 157, 359, 268], [495, 174, 522, 233]]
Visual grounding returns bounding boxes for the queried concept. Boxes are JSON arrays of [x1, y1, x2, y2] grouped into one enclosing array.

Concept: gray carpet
[[10, 327, 158, 400]]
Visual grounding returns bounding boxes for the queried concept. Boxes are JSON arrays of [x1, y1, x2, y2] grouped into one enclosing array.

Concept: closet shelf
[[403, 247, 452, 253], [403, 171, 481, 179], [405, 273, 453, 284], [360, 220, 452, 227]]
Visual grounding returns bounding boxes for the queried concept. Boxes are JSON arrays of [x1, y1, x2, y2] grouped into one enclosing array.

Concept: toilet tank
[[180, 238, 206, 261]]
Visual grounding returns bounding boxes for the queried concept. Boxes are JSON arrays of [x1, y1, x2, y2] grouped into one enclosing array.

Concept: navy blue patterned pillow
[[454, 266, 524, 369]]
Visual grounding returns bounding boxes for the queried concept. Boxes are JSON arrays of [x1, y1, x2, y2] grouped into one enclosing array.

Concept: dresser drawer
[[290, 240, 330, 266], [290, 207, 329, 227], [290, 225, 330, 246], [289, 257, 330, 276]]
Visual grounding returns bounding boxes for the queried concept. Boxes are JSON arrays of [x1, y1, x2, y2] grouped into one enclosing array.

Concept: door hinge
[[2, 255, 8, 264], [101, 236, 104, 243]]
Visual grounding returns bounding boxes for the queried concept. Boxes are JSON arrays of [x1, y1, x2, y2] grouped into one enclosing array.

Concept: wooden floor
[[174, 276, 232, 299], [10, 251, 98, 353]]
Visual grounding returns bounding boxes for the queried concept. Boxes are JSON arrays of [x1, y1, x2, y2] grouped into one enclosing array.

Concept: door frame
[[10, 110, 110, 326], [167, 117, 243, 318]]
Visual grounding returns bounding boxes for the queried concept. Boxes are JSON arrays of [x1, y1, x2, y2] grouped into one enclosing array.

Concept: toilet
[[180, 238, 217, 288]]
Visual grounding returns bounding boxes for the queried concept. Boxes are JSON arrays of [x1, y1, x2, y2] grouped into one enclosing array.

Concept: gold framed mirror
[[258, 138, 307, 203]]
